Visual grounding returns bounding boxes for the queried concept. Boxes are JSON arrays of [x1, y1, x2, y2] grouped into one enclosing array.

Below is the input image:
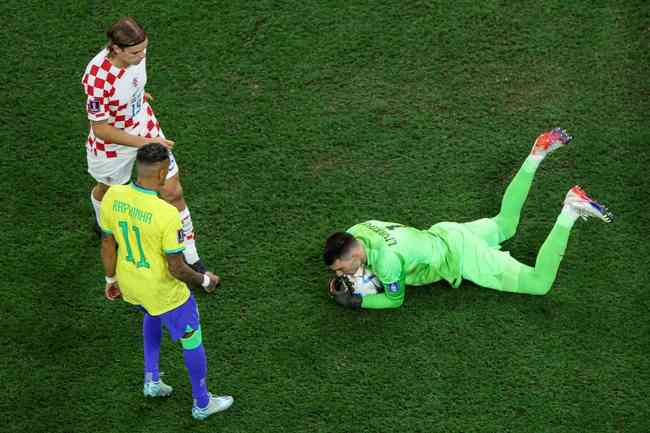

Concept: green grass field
[[3, 1, 649, 432]]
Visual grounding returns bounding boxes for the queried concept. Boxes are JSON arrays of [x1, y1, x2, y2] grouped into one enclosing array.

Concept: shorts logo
[[87, 98, 101, 114], [387, 282, 400, 293], [177, 229, 185, 243]]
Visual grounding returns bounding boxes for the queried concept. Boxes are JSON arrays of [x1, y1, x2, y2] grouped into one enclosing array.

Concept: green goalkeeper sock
[[493, 156, 539, 242], [514, 210, 576, 295]]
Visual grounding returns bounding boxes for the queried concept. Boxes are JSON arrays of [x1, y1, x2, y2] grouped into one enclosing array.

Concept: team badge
[[177, 229, 185, 243], [132, 77, 139, 87], [386, 282, 400, 293], [87, 98, 101, 113]]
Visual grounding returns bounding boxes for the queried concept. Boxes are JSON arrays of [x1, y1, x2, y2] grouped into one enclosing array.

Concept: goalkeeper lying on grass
[[324, 128, 613, 310]]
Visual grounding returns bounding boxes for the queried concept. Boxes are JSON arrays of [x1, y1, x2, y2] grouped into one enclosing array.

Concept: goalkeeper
[[323, 129, 614, 310]]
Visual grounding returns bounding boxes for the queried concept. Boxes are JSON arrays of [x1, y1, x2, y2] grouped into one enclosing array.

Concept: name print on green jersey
[[360, 221, 400, 246]]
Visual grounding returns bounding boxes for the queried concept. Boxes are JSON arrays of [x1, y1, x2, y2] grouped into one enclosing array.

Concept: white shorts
[[87, 148, 179, 185]]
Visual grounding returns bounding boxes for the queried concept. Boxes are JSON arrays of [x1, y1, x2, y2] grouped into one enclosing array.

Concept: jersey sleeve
[[98, 191, 114, 235], [162, 213, 185, 255], [361, 250, 406, 309], [82, 64, 115, 122]]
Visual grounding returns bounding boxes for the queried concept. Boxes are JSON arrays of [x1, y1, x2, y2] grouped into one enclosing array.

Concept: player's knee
[[527, 276, 553, 295], [180, 327, 202, 350], [532, 284, 551, 296], [495, 214, 519, 242], [517, 268, 553, 295]]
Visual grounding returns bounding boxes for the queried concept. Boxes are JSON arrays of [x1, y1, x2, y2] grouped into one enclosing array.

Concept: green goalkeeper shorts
[[433, 221, 522, 292]]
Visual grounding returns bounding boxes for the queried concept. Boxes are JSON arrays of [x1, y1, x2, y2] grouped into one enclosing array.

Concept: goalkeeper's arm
[[328, 276, 404, 309], [360, 280, 405, 309]]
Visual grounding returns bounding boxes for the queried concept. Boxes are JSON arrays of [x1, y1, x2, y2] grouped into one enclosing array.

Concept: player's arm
[[83, 88, 172, 149], [166, 253, 219, 292], [329, 278, 404, 309], [98, 194, 121, 300], [101, 233, 117, 279], [91, 120, 174, 150], [100, 232, 122, 300], [161, 215, 218, 292], [360, 279, 405, 309], [359, 252, 406, 309]]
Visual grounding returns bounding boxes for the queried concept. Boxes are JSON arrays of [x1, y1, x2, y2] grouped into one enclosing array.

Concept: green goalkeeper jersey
[[347, 220, 461, 309]]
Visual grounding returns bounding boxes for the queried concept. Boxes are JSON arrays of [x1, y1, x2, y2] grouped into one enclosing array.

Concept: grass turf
[[2, 1, 649, 432]]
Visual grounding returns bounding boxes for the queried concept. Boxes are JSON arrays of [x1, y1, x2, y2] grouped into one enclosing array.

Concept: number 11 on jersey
[[118, 220, 150, 269]]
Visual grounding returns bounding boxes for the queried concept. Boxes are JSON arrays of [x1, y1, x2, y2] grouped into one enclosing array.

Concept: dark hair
[[323, 232, 356, 266], [106, 16, 147, 51], [137, 143, 169, 165]]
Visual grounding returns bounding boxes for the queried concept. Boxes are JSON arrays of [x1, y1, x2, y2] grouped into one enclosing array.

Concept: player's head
[[106, 16, 148, 66], [136, 143, 169, 188], [323, 232, 364, 276]]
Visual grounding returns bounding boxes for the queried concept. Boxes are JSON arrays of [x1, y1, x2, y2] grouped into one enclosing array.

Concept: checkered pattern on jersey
[[143, 104, 162, 138], [84, 102, 162, 158], [86, 134, 117, 158], [82, 58, 162, 158], [82, 59, 125, 123]]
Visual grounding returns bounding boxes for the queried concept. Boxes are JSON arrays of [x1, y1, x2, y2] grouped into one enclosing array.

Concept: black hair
[[136, 143, 169, 165], [323, 232, 356, 266]]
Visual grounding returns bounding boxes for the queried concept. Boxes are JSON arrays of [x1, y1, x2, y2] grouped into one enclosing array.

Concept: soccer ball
[[350, 266, 384, 297]]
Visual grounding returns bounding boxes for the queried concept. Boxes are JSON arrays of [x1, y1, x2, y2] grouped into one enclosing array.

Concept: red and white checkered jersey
[[82, 48, 163, 159]]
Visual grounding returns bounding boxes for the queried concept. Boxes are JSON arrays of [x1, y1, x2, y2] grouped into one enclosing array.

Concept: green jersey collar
[[131, 182, 159, 196]]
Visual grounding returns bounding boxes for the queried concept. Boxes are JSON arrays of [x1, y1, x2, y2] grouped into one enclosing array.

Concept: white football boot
[[564, 185, 614, 222], [192, 393, 234, 421], [143, 379, 173, 397]]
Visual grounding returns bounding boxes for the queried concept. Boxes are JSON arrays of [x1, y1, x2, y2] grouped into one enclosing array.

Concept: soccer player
[[82, 16, 208, 274], [324, 129, 614, 309], [100, 143, 233, 420]]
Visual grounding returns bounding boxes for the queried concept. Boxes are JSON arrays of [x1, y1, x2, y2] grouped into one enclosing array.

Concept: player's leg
[[463, 128, 573, 247], [514, 186, 613, 294], [463, 186, 613, 295], [180, 326, 210, 407], [91, 182, 110, 228], [142, 312, 173, 397], [181, 327, 234, 420], [161, 295, 233, 420], [494, 128, 574, 243], [159, 154, 207, 273], [88, 157, 135, 236]]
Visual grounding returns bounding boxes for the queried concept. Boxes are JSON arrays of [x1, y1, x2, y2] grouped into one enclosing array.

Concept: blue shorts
[[144, 294, 201, 342]]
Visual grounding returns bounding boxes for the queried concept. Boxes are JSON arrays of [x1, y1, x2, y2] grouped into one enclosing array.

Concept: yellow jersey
[[99, 183, 190, 315]]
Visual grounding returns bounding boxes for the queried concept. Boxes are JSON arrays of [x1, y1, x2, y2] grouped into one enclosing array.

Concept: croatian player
[[82, 16, 208, 274], [100, 143, 233, 420], [324, 129, 614, 309]]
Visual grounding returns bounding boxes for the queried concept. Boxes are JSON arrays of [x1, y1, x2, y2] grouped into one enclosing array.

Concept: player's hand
[[328, 277, 341, 297], [332, 286, 362, 309], [144, 92, 155, 102], [105, 282, 122, 301], [328, 276, 361, 309], [146, 136, 175, 150], [203, 272, 221, 293], [328, 275, 353, 297]]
